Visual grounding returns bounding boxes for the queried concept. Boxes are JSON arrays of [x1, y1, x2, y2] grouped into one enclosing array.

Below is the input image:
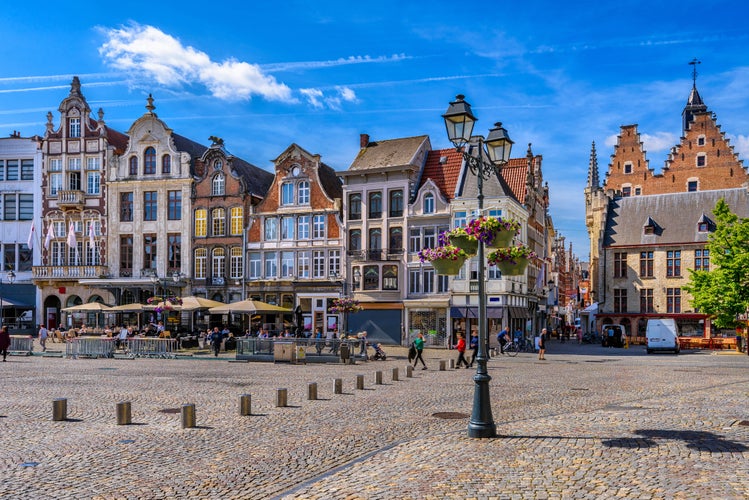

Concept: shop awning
[[509, 307, 530, 318], [450, 307, 504, 318]]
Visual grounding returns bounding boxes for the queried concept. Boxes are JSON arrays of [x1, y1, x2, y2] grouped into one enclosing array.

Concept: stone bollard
[[392, 367, 399, 381], [450, 359, 456, 369], [181, 404, 196, 428], [439, 360, 446, 371], [406, 365, 413, 378], [276, 388, 288, 407], [334, 378, 343, 394], [375, 370, 383, 385], [116, 401, 131, 425], [240, 394, 252, 416], [308, 382, 318, 400], [356, 374, 364, 390], [52, 398, 67, 421]]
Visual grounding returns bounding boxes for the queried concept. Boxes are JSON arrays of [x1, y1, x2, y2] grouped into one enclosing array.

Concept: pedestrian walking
[[453, 332, 470, 368], [468, 331, 478, 367], [358, 330, 368, 359], [38, 324, 48, 352], [412, 332, 427, 370], [0, 325, 10, 362], [210, 327, 222, 357], [538, 328, 547, 360]]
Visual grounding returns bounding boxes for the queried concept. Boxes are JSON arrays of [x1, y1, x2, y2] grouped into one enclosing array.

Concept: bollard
[[52, 398, 67, 421], [439, 360, 446, 371], [375, 370, 383, 385], [276, 388, 288, 407], [116, 401, 131, 425], [334, 378, 343, 394], [406, 365, 413, 378], [392, 367, 399, 381], [181, 404, 196, 429], [308, 382, 318, 400], [240, 394, 252, 416], [450, 359, 456, 369], [356, 374, 364, 390]]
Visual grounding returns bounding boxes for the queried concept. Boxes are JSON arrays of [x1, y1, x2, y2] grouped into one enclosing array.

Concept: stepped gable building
[[34, 77, 128, 329], [191, 136, 273, 307], [246, 143, 342, 335], [585, 77, 749, 342], [338, 134, 430, 344]]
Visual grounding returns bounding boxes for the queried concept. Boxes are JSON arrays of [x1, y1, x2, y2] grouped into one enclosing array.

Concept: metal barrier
[[236, 337, 360, 361], [9, 335, 33, 355], [66, 337, 116, 359], [125, 337, 178, 358]]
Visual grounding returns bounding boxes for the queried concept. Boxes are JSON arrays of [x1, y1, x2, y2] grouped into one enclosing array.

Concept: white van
[[646, 318, 680, 354]]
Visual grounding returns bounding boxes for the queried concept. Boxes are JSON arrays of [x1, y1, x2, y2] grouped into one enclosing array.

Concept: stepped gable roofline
[[602, 187, 749, 248], [418, 148, 463, 202], [342, 135, 430, 174]]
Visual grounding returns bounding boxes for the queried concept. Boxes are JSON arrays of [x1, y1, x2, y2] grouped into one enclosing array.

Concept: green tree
[[684, 198, 749, 328]]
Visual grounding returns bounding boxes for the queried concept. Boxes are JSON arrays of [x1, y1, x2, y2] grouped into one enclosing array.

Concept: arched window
[[423, 193, 435, 214], [144, 147, 156, 174], [194, 248, 207, 279], [230, 207, 243, 235], [212, 247, 225, 278], [129, 156, 138, 176], [212, 173, 225, 196], [162, 154, 171, 174], [194, 209, 207, 237], [212, 208, 225, 236], [230, 247, 243, 279]]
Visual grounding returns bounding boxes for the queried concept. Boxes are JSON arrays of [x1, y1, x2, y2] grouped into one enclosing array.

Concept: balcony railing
[[33, 265, 108, 280], [57, 190, 86, 209]]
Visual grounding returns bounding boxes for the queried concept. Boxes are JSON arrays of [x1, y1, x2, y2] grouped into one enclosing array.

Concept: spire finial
[[146, 94, 156, 114], [689, 58, 701, 87]]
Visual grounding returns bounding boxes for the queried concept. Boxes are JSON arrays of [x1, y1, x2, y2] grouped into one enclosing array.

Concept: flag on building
[[67, 221, 76, 249], [44, 223, 55, 250], [88, 220, 96, 249], [27, 221, 35, 249]]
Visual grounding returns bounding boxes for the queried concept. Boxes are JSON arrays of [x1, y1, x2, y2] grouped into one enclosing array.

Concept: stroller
[[370, 342, 387, 361]]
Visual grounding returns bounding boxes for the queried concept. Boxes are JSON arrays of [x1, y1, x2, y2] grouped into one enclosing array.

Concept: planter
[[495, 257, 529, 276], [449, 235, 478, 256], [485, 229, 516, 248], [430, 256, 466, 275]]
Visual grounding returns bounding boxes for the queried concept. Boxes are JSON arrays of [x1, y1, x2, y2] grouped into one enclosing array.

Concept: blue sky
[[2, 1, 749, 257]]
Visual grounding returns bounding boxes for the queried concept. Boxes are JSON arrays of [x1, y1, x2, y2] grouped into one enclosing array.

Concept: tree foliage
[[684, 198, 749, 328]]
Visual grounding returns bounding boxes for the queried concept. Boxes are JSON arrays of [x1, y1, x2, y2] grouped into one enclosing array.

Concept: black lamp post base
[[467, 369, 496, 438]]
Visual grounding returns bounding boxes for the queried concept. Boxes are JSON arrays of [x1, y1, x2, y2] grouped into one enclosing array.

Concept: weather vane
[[689, 58, 701, 86]]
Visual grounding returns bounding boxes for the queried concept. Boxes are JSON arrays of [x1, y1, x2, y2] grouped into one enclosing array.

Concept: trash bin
[[339, 343, 350, 362]]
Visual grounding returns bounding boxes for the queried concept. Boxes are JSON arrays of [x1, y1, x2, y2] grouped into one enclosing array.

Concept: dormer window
[[212, 173, 225, 196], [643, 216, 659, 235], [69, 117, 81, 138], [423, 193, 435, 214], [697, 213, 713, 233], [144, 147, 156, 174]]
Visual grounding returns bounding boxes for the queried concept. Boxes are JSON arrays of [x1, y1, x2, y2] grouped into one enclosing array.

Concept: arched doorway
[[43, 295, 62, 330]]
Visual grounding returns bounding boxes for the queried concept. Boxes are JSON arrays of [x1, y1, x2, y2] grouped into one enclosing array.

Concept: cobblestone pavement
[[1, 340, 748, 499]]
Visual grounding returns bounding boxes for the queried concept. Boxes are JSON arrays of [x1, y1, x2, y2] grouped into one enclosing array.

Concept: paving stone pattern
[[1, 341, 748, 499]]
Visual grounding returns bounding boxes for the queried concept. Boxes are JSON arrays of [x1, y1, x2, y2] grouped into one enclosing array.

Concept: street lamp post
[[443, 94, 513, 439], [0, 269, 16, 329]]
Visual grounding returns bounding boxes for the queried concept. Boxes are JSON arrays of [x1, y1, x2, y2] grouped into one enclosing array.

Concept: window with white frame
[[194, 248, 207, 279], [297, 251, 310, 278], [212, 248, 225, 278], [281, 183, 294, 205], [49, 173, 62, 195], [21, 159, 33, 180], [423, 269, 435, 294], [230, 247, 243, 279], [281, 217, 295, 240], [264, 217, 277, 241], [313, 250, 325, 278], [297, 215, 310, 239], [328, 250, 340, 277], [423, 227, 436, 249], [69, 117, 81, 138], [409, 269, 421, 294], [423, 193, 435, 214], [298, 181, 310, 205], [212, 173, 225, 195], [437, 275, 449, 293], [281, 251, 294, 278], [409, 228, 421, 253], [313, 214, 325, 239], [249, 252, 261, 278], [87, 171, 100, 195], [264, 252, 277, 278], [230, 207, 243, 235], [454, 211, 467, 228], [211, 208, 225, 236]]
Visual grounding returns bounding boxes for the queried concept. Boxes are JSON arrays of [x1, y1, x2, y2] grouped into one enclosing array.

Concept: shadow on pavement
[[602, 429, 748, 452]]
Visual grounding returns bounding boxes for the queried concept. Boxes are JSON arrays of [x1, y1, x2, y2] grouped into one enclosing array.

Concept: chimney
[[360, 133, 370, 148]]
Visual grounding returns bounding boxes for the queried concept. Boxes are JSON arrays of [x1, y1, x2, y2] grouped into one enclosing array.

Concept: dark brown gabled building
[[191, 137, 273, 306], [247, 143, 342, 335]]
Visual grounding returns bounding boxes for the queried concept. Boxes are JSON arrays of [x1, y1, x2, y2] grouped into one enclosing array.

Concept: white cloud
[[299, 88, 324, 109], [729, 134, 749, 161], [603, 131, 676, 154], [299, 86, 357, 110], [98, 24, 292, 102]]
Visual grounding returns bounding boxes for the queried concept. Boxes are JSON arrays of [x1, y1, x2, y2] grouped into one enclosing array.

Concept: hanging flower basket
[[486, 245, 536, 275], [466, 216, 520, 248], [494, 257, 529, 276], [329, 298, 362, 314], [442, 227, 479, 256], [431, 256, 466, 275]]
